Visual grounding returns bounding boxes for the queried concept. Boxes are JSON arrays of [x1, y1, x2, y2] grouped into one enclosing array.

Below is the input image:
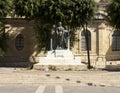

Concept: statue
[[56, 22, 65, 49], [63, 26, 69, 49], [51, 22, 70, 50], [51, 25, 57, 50]]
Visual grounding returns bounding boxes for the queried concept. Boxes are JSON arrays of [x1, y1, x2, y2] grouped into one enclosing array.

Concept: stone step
[[33, 63, 87, 71]]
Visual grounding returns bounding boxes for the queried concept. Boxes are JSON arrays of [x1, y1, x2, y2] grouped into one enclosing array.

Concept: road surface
[[0, 84, 119, 93]]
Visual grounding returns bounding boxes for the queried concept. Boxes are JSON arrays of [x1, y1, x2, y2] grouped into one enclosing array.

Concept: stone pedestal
[[34, 50, 87, 71]]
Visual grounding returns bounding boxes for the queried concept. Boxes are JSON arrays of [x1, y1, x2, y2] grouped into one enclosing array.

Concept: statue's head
[[53, 24, 56, 28], [58, 22, 62, 26]]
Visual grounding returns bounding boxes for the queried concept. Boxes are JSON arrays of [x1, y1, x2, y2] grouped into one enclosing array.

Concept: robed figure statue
[[51, 25, 57, 50], [51, 22, 69, 50]]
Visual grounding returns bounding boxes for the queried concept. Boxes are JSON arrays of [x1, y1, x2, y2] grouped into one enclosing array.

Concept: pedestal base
[[34, 50, 87, 71]]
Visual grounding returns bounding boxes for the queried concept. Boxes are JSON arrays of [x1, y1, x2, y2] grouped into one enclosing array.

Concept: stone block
[[33, 49, 86, 71], [33, 64, 87, 71]]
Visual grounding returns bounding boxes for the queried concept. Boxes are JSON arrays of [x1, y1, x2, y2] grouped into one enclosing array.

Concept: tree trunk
[[84, 26, 91, 69]]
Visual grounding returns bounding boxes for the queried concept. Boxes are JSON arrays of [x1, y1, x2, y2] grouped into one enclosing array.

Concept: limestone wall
[[2, 18, 39, 63]]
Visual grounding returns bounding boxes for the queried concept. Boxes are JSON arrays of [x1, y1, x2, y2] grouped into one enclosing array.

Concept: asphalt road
[[0, 84, 119, 93]]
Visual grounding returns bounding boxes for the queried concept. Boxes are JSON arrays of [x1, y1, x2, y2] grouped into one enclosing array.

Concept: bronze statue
[[51, 25, 57, 50], [51, 22, 69, 50]]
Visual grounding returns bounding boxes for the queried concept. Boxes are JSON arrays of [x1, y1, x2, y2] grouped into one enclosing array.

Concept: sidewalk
[[0, 67, 120, 87]]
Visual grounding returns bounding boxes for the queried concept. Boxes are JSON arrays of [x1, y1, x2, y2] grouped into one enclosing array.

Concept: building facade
[[0, 0, 120, 68]]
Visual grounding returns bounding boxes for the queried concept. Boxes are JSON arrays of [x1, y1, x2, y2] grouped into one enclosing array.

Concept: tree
[[70, 0, 96, 69], [107, 0, 120, 30], [0, 0, 12, 56], [14, 0, 96, 69], [14, 0, 96, 26]]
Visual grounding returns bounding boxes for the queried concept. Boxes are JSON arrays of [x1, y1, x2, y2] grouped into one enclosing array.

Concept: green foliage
[[0, 0, 13, 17], [107, 0, 120, 30], [68, 0, 96, 27], [14, 0, 96, 27], [13, 0, 41, 18], [0, 24, 8, 56], [40, 0, 96, 28], [34, 20, 51, 51], [0, 0, 12, 55]]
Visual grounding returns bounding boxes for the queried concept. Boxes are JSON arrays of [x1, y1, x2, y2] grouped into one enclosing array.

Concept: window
[[112, 31, 120, 51], [15, 34, 24, 51], [81, 30, 91, 51]]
